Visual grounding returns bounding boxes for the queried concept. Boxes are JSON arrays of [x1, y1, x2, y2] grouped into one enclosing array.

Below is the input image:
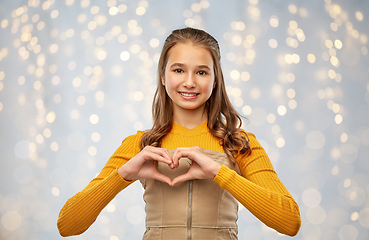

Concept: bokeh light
[[1, 1, 369, 239]]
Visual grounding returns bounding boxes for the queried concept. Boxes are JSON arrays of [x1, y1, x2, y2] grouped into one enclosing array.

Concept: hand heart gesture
[[118, 146, 221, 186], [118, 146, 174, 185], [171, 146, 221, 186]]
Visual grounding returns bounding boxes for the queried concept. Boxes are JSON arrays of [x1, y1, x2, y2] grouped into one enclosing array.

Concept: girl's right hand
[[117, 146, 173, 185]]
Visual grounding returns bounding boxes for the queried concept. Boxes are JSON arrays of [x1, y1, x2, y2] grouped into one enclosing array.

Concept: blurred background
[[0, 0, 368, 239]]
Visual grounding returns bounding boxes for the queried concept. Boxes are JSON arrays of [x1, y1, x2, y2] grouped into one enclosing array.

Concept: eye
[[197, 71, 207, 75], [174, 69, 184, 73]]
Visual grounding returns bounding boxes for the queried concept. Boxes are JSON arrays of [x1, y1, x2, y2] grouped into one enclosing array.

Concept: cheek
[[163, 77, 177, 98], [164, 77, 173, 91], [165, 74, 182, 90], [205, 79, 215, 94], [198, 82, 214, 99]]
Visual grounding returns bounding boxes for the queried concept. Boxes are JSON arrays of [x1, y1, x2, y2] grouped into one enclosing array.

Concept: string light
[[0, 1, 368, 239]]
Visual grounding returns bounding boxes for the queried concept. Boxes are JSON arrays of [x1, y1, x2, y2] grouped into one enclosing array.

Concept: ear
[[161, 75, 165, 86]]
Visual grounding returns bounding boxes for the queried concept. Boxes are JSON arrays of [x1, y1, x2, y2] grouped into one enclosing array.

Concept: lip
[[178, 92, 199, 100]]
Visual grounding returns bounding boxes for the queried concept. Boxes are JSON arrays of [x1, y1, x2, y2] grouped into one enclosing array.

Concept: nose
[[183, 72, 195, 88]]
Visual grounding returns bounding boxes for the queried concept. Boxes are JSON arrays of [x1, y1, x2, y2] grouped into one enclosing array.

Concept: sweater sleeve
[[57, 131, 144, 237], [213, 132, 301, 236]]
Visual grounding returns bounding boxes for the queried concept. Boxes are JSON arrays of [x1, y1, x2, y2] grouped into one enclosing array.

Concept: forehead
[[166, 43, 213, 67]]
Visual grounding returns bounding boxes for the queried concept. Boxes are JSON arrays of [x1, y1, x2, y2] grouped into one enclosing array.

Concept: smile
[[179, 92, 199, 97]]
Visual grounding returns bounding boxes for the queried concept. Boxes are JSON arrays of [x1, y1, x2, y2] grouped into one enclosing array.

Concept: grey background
[[0, 0, 369, 239]]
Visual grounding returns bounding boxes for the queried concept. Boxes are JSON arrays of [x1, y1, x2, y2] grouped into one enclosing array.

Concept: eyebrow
[[198, 65, 211, 70], [170, 63, 211, 70]]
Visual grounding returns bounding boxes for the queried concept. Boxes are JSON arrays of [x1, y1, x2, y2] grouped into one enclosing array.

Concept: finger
[[173, 148, 195, 168], [150, 148, 173, 164], [172, 147, 188, 168], [171, 173, 194, 186], [169, 162, 175, 169], [151, 171, 172, 185], [172, 149, 180, 168], [146, 151, 172, 165], [160, 148, 175, 169], [155, 147, 172, 162], [162, 148, 173, 162]]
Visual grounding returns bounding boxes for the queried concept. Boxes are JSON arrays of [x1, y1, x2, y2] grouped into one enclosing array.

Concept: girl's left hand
[[171, 146, 221, 186]]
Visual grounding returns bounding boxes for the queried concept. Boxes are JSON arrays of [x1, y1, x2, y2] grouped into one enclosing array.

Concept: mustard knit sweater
[[57, 121, 301, 237]]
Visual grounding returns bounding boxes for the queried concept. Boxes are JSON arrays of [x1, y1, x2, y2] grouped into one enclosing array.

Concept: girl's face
[[162, 43, 215, 118]]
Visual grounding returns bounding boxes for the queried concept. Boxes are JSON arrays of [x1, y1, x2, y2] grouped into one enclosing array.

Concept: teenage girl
[[57, 27, 301, 239]]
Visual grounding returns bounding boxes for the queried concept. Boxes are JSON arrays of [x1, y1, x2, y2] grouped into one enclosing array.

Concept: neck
[[172, 106, 207, 129]]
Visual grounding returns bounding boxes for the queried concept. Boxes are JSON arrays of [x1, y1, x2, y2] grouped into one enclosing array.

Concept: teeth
[[181, 92, 197, 97]]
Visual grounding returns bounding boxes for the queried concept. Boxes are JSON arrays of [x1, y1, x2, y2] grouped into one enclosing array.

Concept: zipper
[[188, 179, 193, 240]]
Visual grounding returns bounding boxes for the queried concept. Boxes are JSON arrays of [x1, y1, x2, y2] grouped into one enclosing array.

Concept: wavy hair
[[140, 27, 251, 161]]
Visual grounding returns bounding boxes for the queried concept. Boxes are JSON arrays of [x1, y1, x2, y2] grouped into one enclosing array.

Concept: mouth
[[179, 92, 199, 97]]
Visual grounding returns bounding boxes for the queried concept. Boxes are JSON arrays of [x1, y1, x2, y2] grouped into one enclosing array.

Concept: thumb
[[151, 171, 172, 185], [171, 173, 194, 186]]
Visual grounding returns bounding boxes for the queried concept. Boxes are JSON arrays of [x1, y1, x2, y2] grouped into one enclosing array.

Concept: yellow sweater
[[57, 121, 301, 237]]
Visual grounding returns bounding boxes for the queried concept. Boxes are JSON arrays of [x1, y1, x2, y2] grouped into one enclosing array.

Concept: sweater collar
[[171, 121, 209, 135]]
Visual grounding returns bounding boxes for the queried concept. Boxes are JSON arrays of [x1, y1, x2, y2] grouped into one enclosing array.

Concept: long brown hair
[[140, 27, 251, 160]]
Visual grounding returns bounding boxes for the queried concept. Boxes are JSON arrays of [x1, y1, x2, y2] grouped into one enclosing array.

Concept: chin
[[180, 104, 206, 111]]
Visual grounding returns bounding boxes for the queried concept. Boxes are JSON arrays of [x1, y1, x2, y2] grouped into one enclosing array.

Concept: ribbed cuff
[[111, 168, 136, 191], [86, 168, 136, 214], [213, 164, 236, 188]]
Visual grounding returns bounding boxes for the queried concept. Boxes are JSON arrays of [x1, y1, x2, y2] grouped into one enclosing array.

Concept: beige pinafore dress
[[140, 149, 241, 240]]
